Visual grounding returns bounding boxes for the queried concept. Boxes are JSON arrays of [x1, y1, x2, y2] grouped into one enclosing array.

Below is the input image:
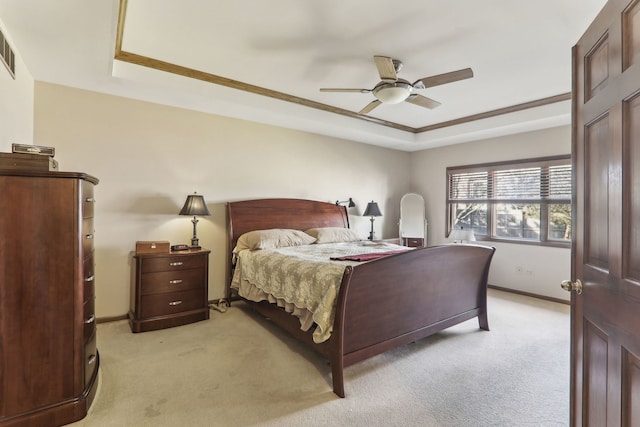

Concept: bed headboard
[[225, 198, 350, 301], [227, 198, 350, 251]]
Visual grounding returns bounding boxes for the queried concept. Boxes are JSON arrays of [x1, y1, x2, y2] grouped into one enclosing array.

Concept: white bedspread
[[231, 241, 410, 343]]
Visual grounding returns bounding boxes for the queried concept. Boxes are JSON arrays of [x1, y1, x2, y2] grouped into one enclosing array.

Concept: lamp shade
[[450, 228, 475, 243], [179, 194, 211, 216], [363, 201, 382, 217], [336, 197, 356, 208]]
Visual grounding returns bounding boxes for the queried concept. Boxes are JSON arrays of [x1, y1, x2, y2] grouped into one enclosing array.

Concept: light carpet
[[70, 289, 570, 427]]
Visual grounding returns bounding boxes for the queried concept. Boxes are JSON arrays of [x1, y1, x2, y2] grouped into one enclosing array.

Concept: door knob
[[561, 279, 583, 295]]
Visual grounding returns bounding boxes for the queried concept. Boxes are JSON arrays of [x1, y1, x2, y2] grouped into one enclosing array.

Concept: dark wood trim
[[114, 1, 571, 136], [96, 299, 230, 324], [96, 314, 128, 324], [114, 50, 414, 133], [488, 284, 570, 305], [115, 0, 127, 54], [97, 288, 570, 327], [415, 93, 572, 133]]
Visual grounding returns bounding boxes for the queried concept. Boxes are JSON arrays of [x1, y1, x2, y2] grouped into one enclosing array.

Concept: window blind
[[446, 155, 572, 246], [448, 161, 571, 202]]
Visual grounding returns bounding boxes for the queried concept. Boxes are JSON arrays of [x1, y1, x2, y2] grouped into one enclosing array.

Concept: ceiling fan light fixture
[[373, 81, 412, 104]]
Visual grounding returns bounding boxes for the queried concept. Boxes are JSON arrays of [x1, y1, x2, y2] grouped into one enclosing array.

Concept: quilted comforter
[[231, 241, 410, 343]]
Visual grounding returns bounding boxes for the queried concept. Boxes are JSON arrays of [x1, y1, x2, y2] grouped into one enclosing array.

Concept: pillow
[[304, 227, 362, 244], [235, 229, 316, 251]]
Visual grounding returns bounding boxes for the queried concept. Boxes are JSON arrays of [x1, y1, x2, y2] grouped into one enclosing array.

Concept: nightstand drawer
[[140, 268, 204, 295], [141, 253, 206, 273], [402, 237, 424, 247], [140, 289, 205, 318]]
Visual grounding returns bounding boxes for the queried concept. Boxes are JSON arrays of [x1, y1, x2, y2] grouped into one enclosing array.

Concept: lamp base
[[190, 245, 201, 250], [368, 217, 375, 240]]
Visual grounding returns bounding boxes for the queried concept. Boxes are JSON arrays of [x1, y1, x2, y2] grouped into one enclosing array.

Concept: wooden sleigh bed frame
[[227, 198, 495, 397]]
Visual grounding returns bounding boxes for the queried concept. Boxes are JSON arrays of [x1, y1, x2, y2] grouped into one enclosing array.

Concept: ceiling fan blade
[[320, 88, 371, 93], [406, 94, 441, 109], [374, 56, 397, 81], [413, 68, 474, 89], [359, 100, 382, 114]]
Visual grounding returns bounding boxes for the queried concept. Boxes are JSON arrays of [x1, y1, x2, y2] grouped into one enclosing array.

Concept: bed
[[227, 198, 495, 397]]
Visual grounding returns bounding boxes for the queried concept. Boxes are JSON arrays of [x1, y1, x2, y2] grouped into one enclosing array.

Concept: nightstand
[[129, 249, 210, 332], [401, 237, 424, 247]]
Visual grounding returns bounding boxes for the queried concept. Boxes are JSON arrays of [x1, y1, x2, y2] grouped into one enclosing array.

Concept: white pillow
[[235, 229, 316, 251], [304, 227, 362, 243]]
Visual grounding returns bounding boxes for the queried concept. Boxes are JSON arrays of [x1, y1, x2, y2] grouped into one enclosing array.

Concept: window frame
[[446, 155, 572, 248]]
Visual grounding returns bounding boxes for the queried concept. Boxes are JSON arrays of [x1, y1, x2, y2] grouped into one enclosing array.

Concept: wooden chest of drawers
[[129, 249, 210, 332], [0, 170, 99, 427]]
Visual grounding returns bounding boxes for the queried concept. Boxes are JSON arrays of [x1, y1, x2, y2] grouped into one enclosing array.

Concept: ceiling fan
[[320, 55, 474, 115]]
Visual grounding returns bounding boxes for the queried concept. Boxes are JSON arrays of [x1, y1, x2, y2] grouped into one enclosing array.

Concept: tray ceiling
[[0, 0, 607, 151]]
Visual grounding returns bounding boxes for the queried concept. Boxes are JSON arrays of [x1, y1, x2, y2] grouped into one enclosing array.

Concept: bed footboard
[[329, 244, 495, 397]]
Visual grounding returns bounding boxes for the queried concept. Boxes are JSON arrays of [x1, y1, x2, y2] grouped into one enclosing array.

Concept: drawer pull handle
[[169, 262, 183, 266], [169, 279, 183, 284], [88, 354, 97, 365], [169, 300, 183, 306], [85, 197, 96, 203], [85, 234, 94, 240], [85, 315, 95, 324], [85, 275, 95, 282]]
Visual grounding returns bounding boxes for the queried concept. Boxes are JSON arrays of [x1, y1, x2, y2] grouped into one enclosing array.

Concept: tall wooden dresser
[[0, 170, 100, 427]]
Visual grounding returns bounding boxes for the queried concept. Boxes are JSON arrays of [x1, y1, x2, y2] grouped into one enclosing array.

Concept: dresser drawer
[[140, 268, 204, 295], [82, 218, 95, 254], [83, 256, 95, 301], [83, 296, 96, 342], [82, 182, 95, 219], [140, 289, 205, 318], [85, 332, 98, 386], [140, 253, 207, 273]]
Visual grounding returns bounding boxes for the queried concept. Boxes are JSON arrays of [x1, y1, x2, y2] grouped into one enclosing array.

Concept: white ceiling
[[0, 0, 606, 151]]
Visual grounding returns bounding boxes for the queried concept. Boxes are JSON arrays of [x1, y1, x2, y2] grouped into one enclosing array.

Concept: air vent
[[0, 28, 16, 78]]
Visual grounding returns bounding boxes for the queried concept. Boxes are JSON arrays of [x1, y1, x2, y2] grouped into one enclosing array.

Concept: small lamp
[[363, 200, 382, 240], [450, 227, 476, 244], [335, 197, 356, 207], [179, 192, 211, 249]]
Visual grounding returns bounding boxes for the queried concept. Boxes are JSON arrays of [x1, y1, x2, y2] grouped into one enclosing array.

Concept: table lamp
[[363, 200, 382, 240], [179, 192, 211, 249]]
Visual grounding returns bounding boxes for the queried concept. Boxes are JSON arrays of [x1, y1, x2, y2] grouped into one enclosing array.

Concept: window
[[446, 155, 571, 246]]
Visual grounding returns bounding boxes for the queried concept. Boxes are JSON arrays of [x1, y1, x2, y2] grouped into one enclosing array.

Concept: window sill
[[473, 236, 570, 249]]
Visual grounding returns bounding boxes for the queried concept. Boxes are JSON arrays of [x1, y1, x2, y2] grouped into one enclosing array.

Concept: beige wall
[[411, 125, 572, 301], [33, 82, 412, 318], [6, 0, 572, 314], [0, 18, 33, 151]]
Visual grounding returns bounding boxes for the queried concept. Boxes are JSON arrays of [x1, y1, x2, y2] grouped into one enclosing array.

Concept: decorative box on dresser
[[129, 249, 210, 332], [0, 169, 99, 427]]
